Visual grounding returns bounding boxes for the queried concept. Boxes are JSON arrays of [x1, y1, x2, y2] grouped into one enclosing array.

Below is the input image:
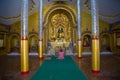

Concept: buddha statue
[[57, 28, 64, 39]]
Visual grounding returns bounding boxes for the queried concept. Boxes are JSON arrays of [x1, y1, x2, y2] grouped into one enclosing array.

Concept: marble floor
[[0, 53, 120, 80]]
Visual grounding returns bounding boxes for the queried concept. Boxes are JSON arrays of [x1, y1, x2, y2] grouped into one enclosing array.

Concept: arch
[[100, 33, 111, 51], [29, 34, 39, 52], [43, 5, 77, 27], [28, 33, 38, 40], [82, 32, 92, 52], [10, 34, 20, 52], [10, 33, 20, 41], [82, 32, 92, 43]]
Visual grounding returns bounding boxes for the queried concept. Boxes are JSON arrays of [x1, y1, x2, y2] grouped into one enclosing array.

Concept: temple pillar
[[21, 0, 29, 75], [77, 0, 82, 58], [113, 32, 116, 50], [73, 27, 75, 43], [38, 0, 43, 60], [43, 27, 46, 53], [91, 0, 100, 74], [7, 35, 10, 52], [72, 27, 75, 52], [45, 27, 48, 53], [42, 28, 45, 53], [4, 33, 7, 47]]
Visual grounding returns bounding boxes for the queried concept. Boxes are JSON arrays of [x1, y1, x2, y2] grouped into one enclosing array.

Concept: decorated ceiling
[[0, 0, 120, 25]]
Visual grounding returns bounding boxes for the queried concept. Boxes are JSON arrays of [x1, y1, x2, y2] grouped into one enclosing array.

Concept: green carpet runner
[[30, 56, 88, 80]]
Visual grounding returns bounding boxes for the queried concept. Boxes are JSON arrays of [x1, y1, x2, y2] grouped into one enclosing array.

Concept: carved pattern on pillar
[[21, 36, 28, 40], [92, 35, 99, 40]]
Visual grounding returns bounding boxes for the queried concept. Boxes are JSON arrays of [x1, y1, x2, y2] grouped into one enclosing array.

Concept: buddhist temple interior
[[0, 0, 120, 80]]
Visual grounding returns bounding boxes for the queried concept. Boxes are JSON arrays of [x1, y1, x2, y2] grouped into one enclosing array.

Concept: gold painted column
[[4, 33, 6, 48], [38, 0, 43, 60], [21, 0, 29, 75], [77, 0, 82, 59], [91, 0, 100, 74], [113, 32, 116, 50], [7, 35, 10, 52]]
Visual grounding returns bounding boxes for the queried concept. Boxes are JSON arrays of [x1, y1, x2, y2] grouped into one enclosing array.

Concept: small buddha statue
[[57, 28, 64, 39]]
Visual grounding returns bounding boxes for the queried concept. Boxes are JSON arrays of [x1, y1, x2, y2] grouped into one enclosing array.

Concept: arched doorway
[[29, 34, 38, 53], [10, 35, 20, 52], [82, 33, 92, 52], [100, 34, 111, 51]]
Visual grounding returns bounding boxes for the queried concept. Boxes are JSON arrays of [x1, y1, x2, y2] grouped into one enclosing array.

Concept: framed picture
[[116, 32, 120, 49], [0, 34, 4, 47]]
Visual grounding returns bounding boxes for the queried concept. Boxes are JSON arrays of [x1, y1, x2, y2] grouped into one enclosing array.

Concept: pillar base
[[92, 70, 100, 74], [21, 71, 29, 75], [39, 57, 44, 60], [78, 56, 82, 59]]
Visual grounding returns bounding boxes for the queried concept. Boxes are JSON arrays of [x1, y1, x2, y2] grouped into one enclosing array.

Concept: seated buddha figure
[[57, 28, 64, 39]]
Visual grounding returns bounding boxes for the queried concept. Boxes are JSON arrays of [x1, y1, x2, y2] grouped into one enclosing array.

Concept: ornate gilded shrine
[[47, 13, 73, 54], [49, 13, 71, 42], [45, 8, 76, 51]]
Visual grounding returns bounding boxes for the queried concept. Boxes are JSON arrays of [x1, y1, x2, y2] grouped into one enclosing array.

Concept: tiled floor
[[73, 54, 120, 80], [0, 53, 120, 80]]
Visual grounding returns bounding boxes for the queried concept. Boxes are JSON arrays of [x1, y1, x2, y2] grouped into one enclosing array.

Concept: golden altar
[[50, 39, 70, 49]]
